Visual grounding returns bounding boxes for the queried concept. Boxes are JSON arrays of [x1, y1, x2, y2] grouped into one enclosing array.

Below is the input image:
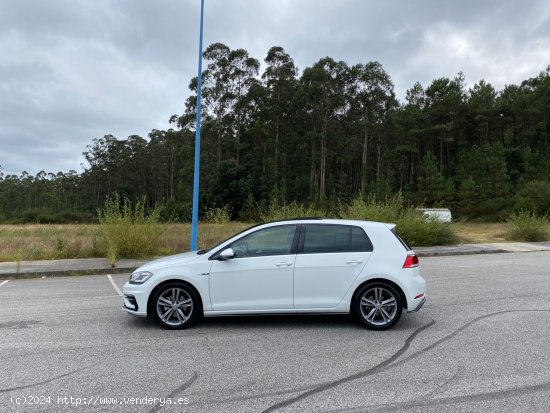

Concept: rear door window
[[302, 225, 373, 254]]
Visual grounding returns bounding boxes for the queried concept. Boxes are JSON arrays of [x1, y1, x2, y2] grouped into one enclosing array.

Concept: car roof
[[261, 218, 394, 229]]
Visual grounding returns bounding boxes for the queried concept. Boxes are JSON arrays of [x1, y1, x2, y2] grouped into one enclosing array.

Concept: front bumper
[[122, 282, 148, 317]]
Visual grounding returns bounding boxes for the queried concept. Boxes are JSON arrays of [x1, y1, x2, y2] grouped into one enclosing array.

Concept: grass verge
[[3, 220, 549, 263], [0, 222, 251, 262]]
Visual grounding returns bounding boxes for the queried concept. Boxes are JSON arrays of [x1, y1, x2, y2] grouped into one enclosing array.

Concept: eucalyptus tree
[[496, 84, 523, 148], [58, 170, 80, 211], [416, 151, 447, 204], [183, 43, 259, 168], [82, 135, 116, 208], [348, 62, 396, 192], [467, 80, 497, 146], [20, 171, 33, 211], [457, 144, 509, 197], [225, 48, 260, 165], [2, 45, 550, 223], [300, 57, 348, 199], [392, 82, 427, 189], [148, 129, 184, 203], [424, 73, 467, 175], [0, 174, 20, 219], [185, 42, 232, 169], [261, 46, 298, 183], [520, 67, 550, 156]]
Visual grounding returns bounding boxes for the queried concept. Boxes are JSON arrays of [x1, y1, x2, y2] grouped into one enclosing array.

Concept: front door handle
[[346, 259, 363, 265], [275, 262, 293, 267]]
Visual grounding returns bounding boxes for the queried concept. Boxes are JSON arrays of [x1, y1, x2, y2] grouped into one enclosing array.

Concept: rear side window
[[391, 227, 412, 251], [350, 227, 373, 252], [302, 225, 373, 254]]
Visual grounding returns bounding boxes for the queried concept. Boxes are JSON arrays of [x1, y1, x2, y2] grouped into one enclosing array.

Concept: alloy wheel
[[156, 287, 194, 327], [359, 286, 398, 327]]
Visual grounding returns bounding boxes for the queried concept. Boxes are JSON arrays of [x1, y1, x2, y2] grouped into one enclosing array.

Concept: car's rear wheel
[[355, 283, 402, 330], [152, 283, 199, 329]]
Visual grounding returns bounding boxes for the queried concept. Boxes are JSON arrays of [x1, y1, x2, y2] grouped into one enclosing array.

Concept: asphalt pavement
[[1, 251, 550, 412]]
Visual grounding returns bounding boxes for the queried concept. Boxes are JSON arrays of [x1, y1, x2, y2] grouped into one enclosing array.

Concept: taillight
[[403, 254, 419, 268]]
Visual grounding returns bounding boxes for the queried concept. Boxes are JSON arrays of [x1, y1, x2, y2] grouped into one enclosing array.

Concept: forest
[[1, 43, 549, 223]]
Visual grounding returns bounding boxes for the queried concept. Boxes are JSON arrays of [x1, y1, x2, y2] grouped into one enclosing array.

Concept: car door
[[293, 224, 373, 309], [209, 225, 298, 311]]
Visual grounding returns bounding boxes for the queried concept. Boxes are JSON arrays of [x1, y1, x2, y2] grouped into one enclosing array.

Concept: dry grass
[[0, 223, 252, 262], [161, 223, 252, 252], [450, 222, 510, 243], [1, 221, 539, 262], [0, 224, 101, 262]]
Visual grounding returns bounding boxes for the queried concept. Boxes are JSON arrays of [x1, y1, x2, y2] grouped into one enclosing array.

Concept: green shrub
[[339, 193, 405, 222], [97, 193, 167, 259], [260, 200, 327, 222], [14, 209, 95, 224], [56, 210, 96, 223], [36, 213, 57, 224], [506, 210, 549, 242], [515, 181, 550, 215], [19, 209, 40, 223], [55, 238, 65, 258], [396, 214, 457, 246], [340, 193, 456, 246], [204, 205, 231, 224], [159, 200, 192, 223]]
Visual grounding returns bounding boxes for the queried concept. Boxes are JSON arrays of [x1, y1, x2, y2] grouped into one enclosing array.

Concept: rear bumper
[[408, 297, 426, 313]]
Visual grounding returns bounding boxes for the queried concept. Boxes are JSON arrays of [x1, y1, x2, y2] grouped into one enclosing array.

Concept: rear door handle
[[346, 259, 363, 264], [275, 262, 293, 267]]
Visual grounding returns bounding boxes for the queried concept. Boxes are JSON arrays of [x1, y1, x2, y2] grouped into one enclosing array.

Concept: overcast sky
[[1, 0, 549, 176]]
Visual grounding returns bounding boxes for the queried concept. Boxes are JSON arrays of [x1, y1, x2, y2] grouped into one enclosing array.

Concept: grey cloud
[[1, 0, 549, 175]]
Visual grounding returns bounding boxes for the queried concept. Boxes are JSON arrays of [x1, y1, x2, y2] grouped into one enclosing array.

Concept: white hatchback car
[[122, 218, 426, 330]]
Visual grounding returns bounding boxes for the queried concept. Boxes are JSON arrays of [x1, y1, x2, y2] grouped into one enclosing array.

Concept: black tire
[[354, 282, 403, 330], [152, 283, 199, 330]]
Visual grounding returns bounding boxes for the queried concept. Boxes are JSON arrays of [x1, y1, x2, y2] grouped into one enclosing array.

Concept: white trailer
[[415, 208, 452, 223]]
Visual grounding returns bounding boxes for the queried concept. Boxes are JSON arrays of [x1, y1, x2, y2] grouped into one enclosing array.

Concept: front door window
[[230, 225, 297, 258]]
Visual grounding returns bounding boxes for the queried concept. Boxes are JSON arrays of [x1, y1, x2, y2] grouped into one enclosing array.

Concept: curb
[[415, 248, 510, 257], [0, 266, 139, 280]]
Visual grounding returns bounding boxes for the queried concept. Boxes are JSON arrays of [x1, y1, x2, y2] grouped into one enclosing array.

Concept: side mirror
[[219, 248, 235, 260]]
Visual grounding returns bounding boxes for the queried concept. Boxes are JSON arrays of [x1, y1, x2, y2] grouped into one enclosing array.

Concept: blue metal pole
[[190, 0, 205, 251]]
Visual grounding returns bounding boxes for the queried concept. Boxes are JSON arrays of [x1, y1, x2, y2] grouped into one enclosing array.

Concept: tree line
[[1, 43, 549, 223]]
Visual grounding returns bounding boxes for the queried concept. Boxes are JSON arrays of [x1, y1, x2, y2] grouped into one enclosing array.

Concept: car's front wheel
[[152, 283, 199, 329], [355, 283, 402, 330]]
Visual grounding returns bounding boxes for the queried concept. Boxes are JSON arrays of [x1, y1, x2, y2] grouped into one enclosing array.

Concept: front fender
[[132, 261, 213, 313]]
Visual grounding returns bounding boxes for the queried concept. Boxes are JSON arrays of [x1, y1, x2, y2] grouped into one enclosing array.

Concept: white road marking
[[0, 280, 9, 287], [107, 274, 123, 296], [91, 295, 121, 299]]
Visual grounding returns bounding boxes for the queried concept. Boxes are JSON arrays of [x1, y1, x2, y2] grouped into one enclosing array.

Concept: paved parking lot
[[1, 252, 550, 412]]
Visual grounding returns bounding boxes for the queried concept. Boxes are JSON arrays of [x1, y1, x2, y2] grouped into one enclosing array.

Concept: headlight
[[129, 271, 153, 284]]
